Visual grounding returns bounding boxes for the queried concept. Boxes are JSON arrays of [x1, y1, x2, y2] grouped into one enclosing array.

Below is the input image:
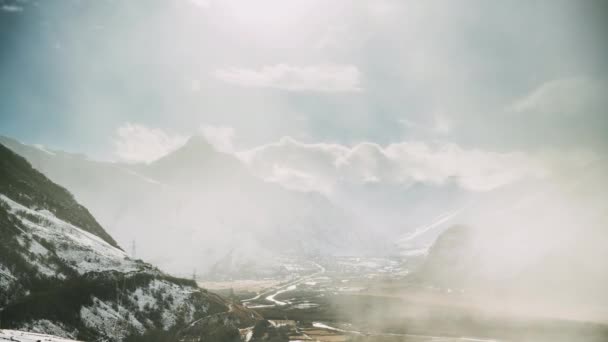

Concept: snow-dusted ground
[[0, 330, 79, 342], [0, 264, 16, 289], [77, 278, 206, 339], [127, 279, 203, 329], [0, 194, 140, 276], [17, 320, 78, 340]]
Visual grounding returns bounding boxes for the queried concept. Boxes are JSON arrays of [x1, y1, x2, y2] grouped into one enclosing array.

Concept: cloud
[[502, 77, 608, 149], [1, 5, 23, 12], [264, 164, 331, 194], [113, 123, 188, 163], [214, 64, 362, 92], [512, 77, 608, 116], [239, 137, 547, 193], [199, 124, 235, 153]]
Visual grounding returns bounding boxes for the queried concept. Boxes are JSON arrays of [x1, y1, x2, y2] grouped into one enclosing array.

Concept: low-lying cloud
[[239, 137, 547, 193], [113, 123, 187, 163], [111, 124, 557, 194], [199, 124, 236, 153]]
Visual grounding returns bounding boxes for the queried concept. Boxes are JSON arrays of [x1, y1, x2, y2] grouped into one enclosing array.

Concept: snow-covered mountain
[[0, 143, 259, 341]]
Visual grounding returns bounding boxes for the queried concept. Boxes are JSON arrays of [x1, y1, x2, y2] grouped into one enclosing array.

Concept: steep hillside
[[0, 142, 118, 248], [0, 143, 259, 341]]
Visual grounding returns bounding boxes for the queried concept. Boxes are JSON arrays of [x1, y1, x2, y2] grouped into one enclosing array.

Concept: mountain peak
[[184, 134, 214, 150], [160, 134, 222, 163], [147, 134, 216, 166], [142, 134, 248, 183]]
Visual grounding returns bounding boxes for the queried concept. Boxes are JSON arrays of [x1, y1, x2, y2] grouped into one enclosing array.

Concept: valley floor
[[201, 256, 608, 342]]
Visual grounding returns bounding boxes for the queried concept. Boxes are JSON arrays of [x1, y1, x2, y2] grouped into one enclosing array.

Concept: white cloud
[[512, 77, 608, 116], [199, 125, 236, 153], [240, 137, 547, 193], [214, 64, 362, 92], [1, 5, 23, 12], [113, 123, 188, 163], [264, 164, 331, 194]]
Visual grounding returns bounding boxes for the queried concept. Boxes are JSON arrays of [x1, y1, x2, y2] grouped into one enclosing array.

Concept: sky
[[0, 0, 607, 180]]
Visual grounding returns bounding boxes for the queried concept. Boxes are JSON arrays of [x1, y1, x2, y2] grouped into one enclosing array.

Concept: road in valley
[[242, 261, 325, 308]]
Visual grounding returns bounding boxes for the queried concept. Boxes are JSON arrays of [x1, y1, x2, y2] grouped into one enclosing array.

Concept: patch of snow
[[0, 264, 16, 288], [19, 320, 78, 340], [312, 322, 358, 334], [127, 279, 202, 330], [292, 302, 319, 309], [0, 330, 79, 342], [12, 238, 58, 278], [28, 239, 50, 256], [245, 304, 275, 309], [239, 326, 254, 342], [268, 320, 295, 327], [0, 194, 139, 275], [80, 297, 145, 340], [37, 209, 56, 218], [130, 286, 158, 312]]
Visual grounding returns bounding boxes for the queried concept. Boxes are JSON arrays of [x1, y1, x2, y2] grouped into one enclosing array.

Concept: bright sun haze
[[0, 1, 607, 341]]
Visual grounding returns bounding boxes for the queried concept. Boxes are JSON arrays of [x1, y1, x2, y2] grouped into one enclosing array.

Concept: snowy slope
[[0, 194, 139, 277], [0, 330, 79, 342]]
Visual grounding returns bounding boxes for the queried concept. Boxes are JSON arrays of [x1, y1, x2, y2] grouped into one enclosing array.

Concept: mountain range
[[0, 135, 469, 277]]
